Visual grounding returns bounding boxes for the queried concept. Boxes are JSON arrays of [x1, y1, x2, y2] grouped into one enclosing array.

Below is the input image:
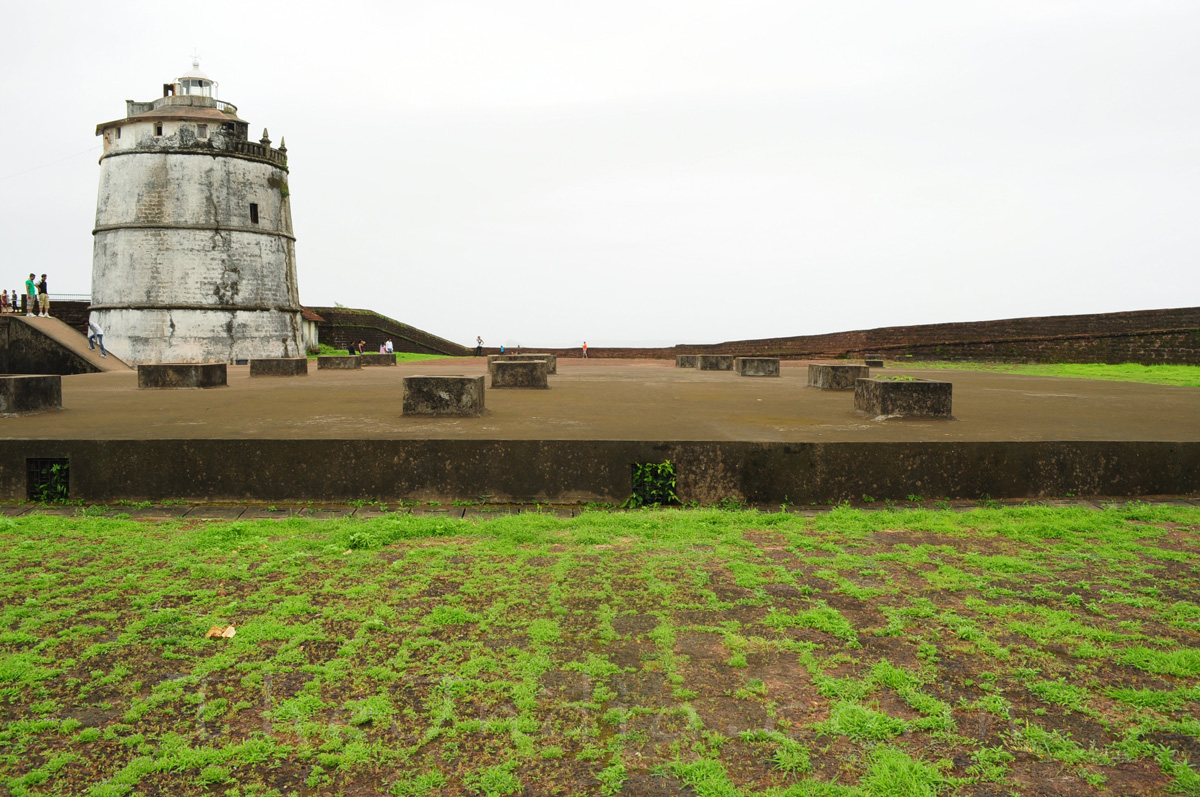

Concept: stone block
[[490, 359, 549, 388], [855, 377, 953, 418], [807, 364, 869, 390], [360, 353, 397, 367], [0, 375, 61, 415], [138, 363, 227, 389], [488, 353, 556, 374], [317, 355, 362, 370], [697, 355, 735, 371], [676, 355, 699, 368], [864, 359, 884, 368], [735, 357, 780, 377], [403, 375, 485, 416], [250, 357, 308, 377]]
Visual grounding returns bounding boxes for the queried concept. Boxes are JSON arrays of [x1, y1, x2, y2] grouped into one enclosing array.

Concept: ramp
[[0, 316, 130, 374]]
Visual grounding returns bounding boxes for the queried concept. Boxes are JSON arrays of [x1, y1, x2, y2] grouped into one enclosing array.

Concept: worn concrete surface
[[3, 358, 1197, 443]]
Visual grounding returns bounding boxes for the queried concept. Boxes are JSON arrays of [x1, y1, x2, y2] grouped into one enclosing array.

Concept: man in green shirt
[[24, 274, 36, 316]]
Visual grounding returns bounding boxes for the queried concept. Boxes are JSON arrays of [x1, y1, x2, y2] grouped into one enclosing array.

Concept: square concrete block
[[250, 357, 309, 377], [676, 355, 699, 368], [697, 355, 735, 371], [735, 357, 780, 377], [490, 359, 549, 388], [138, 363, 227, 389], [360, 353, 397, 367], [0, 375, 61, 415], [403, 375, 485, 416], [855, 377, 953, 418], [864, 359, 884, 368], [488, 353, 556, 374], [317, 355, 362, 370], [808, 364, 869, 390]]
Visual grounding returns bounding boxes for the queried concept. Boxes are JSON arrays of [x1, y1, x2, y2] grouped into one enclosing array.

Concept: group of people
[[347, 339, 393, 355], [472, 336, 589, 358], [0, 274, 50, 316]]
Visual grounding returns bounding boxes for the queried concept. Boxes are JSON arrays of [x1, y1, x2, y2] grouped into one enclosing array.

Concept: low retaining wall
[[2, 439, 1197, 505], [250, 358, 308, 377], [317, 356, 362, 371], [676, 355, 699, 368], [360, 353, 397, 367], [0, 375, 61, 415], [138, 363, 227, 389]]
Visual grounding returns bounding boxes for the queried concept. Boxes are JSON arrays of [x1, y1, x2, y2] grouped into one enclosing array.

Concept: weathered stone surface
[[250, 357, 308, 377], [138, 363, 227, 389], [676, 355, 699, 368], [403, 376, 485, 416], [0, 375, 62, 415], [855, 377, 953, 418], [490, 360, 549, 388], [317, 355, 362, 370], [808, 364, 869, 390], [488, 353, 557, 374], [735, 357, 780, 377], [864, 359, 884, 368], [697, 355, 736, 371], [92, 81, 302, 366], [359, 353, 396, 367]]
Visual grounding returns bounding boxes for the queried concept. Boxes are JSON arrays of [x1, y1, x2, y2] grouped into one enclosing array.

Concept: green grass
[[306, 343, 457, 363], [0, 503, 1197, 794], [906, 361, 1200, 388]]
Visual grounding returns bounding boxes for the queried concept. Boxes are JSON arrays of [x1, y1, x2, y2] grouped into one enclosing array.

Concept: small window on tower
[[249, 203, 259, 224], [116, 127, 121, 139], [155, 123, 163, 136], [197, 124, 207, 139]]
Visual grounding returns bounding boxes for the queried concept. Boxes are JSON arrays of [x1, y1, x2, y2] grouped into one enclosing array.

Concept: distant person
[[0, 290, 9, 313], [36, 274, 49, 317], [385, 339, 394, 354], [582, 341, 588, 359], [379, 343, 386, 353], [357, 339, 366, 354], [87, 313, 107, 357], [475, 336, 483, 356], [24, 274, 36, 316], [500, 344, 505, 354]]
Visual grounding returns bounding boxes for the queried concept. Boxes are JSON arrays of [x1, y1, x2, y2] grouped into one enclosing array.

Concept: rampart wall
[[509, 307, 1200, 363]]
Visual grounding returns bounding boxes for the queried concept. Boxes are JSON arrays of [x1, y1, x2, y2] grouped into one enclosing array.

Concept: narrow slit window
[[155, 123, 163, 136], [249, 203, 259, 224], [116, 127, 121, 139], [197, 124, 207, 139]]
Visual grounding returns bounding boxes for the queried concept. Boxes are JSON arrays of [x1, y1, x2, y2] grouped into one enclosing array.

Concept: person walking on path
[[87, 313, 107, 357], [36, 274, 49, 317], [0, 290, 9, 314], [582, 341, 588, 359], [475, 336, 483, 356], [24, 274, 37, 316]]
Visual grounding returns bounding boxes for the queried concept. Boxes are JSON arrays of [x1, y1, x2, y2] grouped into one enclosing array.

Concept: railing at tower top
[[230, 140, 287, 167]]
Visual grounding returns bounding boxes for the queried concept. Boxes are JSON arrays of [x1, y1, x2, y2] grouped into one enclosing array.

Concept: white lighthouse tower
[[91, 61, 303, 364]]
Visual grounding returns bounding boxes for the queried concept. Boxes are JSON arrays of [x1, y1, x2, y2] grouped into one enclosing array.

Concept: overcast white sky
[[2, 0, 1196, 348]]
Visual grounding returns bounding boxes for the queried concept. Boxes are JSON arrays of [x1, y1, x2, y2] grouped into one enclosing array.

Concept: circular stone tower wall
[[91, 68, 302, 364]]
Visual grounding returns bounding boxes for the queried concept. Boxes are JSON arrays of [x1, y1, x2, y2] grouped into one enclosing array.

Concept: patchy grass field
[[906, 362, 1200, 388], [2, 505, 1200, 795]]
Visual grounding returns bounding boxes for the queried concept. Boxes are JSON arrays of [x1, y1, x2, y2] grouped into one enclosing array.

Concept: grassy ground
[[905, 362, 1200, 388], [306, 344, 456, 363], [2, 505, 1199, 795]]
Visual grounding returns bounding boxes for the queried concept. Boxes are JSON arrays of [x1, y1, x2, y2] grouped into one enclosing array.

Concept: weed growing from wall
[[625, 460, 678, 508]]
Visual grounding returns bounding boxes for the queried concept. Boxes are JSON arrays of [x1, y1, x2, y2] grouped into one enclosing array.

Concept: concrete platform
[[1, 359, 1198, 504]]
